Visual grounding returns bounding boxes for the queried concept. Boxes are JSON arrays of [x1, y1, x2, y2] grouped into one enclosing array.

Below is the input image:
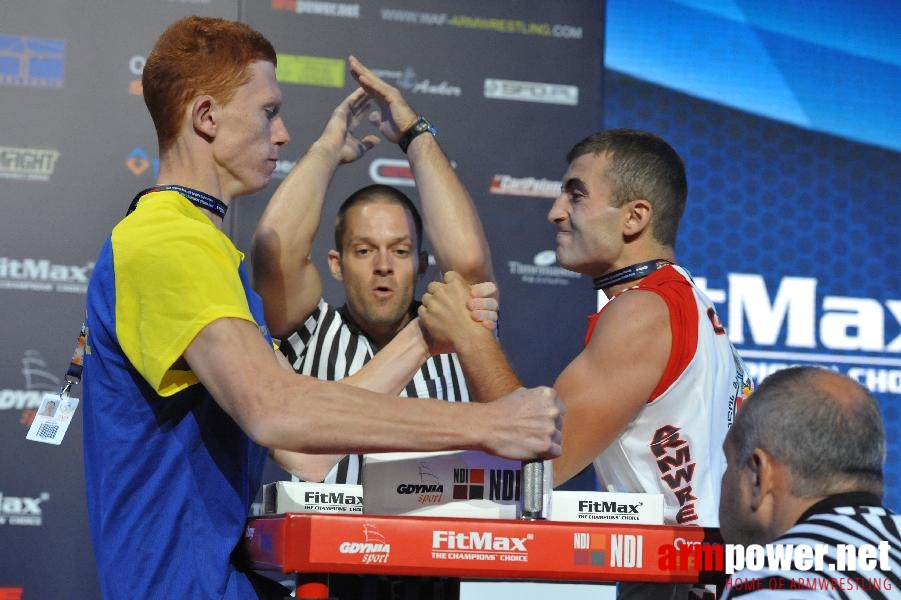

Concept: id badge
[[26, 391, 79, 445]]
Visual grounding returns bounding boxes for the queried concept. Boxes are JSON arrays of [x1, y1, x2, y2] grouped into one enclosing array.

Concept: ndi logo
[[452, 468, 521, 501], [0, 35, 66, 89], [573, 533, 643, 568]]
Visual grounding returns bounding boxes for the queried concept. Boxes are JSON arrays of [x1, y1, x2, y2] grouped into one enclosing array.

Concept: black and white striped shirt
[[722, 492, 901, 599], [279, 298, 470, 484]]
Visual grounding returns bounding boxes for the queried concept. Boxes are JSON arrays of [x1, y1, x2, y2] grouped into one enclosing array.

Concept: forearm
[[342, 320, 430, 394], [451, 327, 522, 403], [252, 143, 340, 335], [270, 321, 429, 476], [262, 377, 488, 453], [189, 318, 555, 460], [254, 142, 340, 262], [408, 134, 494, 285]]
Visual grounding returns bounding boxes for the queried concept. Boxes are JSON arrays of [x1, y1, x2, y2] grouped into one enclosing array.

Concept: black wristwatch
[[398, 116, 437, 153]]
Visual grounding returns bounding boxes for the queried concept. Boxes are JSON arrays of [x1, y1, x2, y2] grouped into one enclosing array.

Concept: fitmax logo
[[433, 530, 532, 552], [697, 274, 900, 354], [578, 500, 641, 514], [0, 491, 49, 526], [304, 491, 361, 505], [0, 257, 92, 283]]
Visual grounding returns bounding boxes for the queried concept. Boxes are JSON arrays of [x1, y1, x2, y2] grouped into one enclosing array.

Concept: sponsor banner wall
[[0, 1, 601, 597]]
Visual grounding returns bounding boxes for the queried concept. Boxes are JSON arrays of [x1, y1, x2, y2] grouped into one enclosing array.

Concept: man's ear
[[191, 95, 217, 140], [327, 250, 344, 282], [748, 447, 778, 512], [622, 199, 652, 237], [416, 250, 429, 278]]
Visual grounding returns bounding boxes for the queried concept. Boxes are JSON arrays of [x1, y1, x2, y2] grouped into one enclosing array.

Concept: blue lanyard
[[592, 259, 673, 290], [127, 185, 228, 218]]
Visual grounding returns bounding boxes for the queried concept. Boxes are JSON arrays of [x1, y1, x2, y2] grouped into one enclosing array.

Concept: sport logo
[[396, 463, 443, 504], [484, 78, 578, 106], [0, 35, 66, 89], [0, 146, 60, 182], [1, 351, 60, 428], [338, 523, 390, 564]]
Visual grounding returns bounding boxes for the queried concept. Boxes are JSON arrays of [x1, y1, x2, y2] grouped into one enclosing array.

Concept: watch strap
[[398, 116, 436, 153]]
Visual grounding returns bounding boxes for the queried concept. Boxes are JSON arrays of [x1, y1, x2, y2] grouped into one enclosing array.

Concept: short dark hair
[[333, 185, 423, 252], [728, 366, 885, 497], [566, 129, 687, 247]]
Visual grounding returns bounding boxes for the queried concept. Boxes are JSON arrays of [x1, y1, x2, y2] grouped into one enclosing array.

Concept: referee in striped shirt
[[252, 58, 497, 599], [719, 366, 901, 599], [253, 57, 496, 484]]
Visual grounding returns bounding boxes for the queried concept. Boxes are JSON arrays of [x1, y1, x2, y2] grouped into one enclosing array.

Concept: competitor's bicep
[[553, 291, 672, 485]]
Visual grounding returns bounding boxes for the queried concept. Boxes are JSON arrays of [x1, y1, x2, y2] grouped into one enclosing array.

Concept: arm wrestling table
[[241, 512, 725, 599]]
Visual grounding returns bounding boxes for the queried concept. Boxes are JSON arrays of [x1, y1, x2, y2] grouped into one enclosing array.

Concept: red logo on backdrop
[[272, 0, 295, 11], [369, 158, 414, 187], [0, 588, 24, 600]]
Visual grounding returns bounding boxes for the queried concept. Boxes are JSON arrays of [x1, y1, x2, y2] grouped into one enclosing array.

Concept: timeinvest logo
[[0, 35, 66, 89]]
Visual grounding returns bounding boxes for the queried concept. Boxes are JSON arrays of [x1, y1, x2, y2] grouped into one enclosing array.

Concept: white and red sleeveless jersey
[[587, 264, 754, 526]]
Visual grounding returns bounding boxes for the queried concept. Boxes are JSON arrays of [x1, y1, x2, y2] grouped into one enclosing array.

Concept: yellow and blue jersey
[[82, 190, 271, 598]]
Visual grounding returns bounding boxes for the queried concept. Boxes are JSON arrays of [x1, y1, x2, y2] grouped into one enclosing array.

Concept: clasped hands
[[418, 271, 498, 356]]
